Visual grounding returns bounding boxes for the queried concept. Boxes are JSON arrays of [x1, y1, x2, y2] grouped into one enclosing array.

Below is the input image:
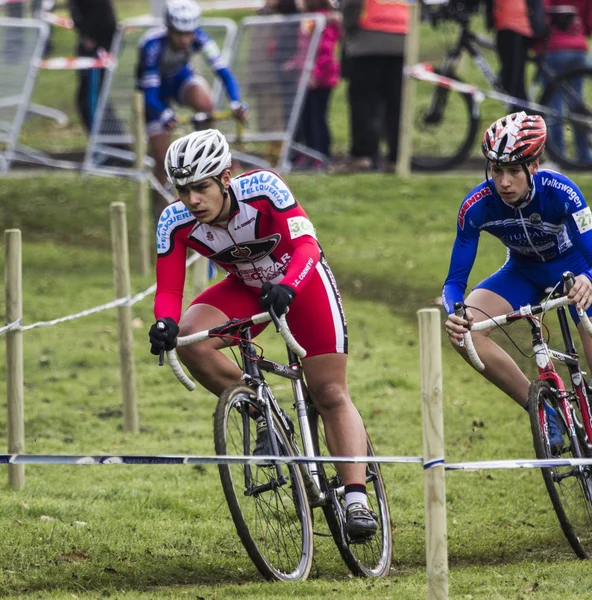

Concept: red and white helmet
[[164, 0, 201, 32], [482, 111, 547, 165]]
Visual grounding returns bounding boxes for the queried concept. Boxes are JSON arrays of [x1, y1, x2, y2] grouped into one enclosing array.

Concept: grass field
[[3, 1, 592, 599], [3, 171, 592, 598]]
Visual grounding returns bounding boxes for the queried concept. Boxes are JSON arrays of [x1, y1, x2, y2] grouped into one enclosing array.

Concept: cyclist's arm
[[442, 225, 480, 314], [138, 40, 171, 124], [564, 192, 592, 282], [196, 30, 241, 104], [154, 219, 193, 323], [241, 172, 320, 293], [280, 228, 321, 294]]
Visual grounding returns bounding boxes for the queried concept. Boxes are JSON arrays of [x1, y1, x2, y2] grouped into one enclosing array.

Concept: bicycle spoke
[[528, 380, 592, 557], [215, 385, 313, 581], [312, 413, 392, 577]]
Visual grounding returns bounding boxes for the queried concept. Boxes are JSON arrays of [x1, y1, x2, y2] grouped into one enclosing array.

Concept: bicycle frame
[[235, 326, 327, 505], [459, 279, 592, 455], [525, 303, 592, 455]]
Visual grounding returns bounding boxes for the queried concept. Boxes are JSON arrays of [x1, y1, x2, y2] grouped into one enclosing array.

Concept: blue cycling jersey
[[136, 26, 241, 124], [442, 169, 592, 315]]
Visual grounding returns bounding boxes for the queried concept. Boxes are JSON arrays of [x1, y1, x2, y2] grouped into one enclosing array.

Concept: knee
[[176, 338, 212, 371], [309, 382, 350, 414]]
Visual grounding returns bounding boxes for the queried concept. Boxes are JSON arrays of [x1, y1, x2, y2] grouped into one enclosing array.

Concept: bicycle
[[160, 309, 392, 581], [456, 271, 592, 557], [413, 2, 592, 171]]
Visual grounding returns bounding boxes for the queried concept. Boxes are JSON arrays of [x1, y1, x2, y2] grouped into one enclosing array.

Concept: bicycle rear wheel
[[214, 384, 314, 581], [411, 68, 479, 171], [528, 380, 592, 558], [539, 66, 592, 170], [310, 407, 392, 577]]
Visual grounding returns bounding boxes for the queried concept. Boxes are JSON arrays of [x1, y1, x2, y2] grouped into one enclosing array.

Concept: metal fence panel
[[214, 13, 325, 172], [0, 16, 48, 172], [84, 17, 237, 173]]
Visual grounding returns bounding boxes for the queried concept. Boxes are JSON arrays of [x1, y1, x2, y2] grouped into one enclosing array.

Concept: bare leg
[[181, 80, 214, 113], [302, 353, 367, 487], [577, 322, 592, 377], [176, 304, 243, 395], [454, 288, 531, 406]]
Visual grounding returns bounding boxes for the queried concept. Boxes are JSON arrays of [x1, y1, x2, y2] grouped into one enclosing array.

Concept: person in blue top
[[443, 111, 592, 447], [136, 0, 248, 219]]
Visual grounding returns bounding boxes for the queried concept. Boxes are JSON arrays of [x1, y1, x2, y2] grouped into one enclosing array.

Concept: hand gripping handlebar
[[163, 311, 306, 391], [455, 271, 592, 372]]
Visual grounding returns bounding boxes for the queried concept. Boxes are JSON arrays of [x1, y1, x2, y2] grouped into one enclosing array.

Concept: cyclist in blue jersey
[[443, 111, 592, 448], [136, 0, 248, 219]]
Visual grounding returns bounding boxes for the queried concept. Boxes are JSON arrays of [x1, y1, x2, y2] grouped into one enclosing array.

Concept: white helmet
[[164, 0, 201, 32], [165, 129, 232, 187]]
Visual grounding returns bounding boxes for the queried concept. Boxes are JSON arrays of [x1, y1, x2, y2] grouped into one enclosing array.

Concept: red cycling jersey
[[154, 169, 348, 356]]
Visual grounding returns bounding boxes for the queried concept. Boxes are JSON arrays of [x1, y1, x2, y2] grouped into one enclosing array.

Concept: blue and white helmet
[[164, 0, 201, 32]]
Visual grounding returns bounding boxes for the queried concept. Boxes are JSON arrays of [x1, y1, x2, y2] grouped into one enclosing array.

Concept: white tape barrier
[[406, 62, 592, 128], [36, 52, 116, 71], [0, 253, 200, 336], [2, 453, 592, 469], [0, 453, 424, 465], [446, 457, 592, 470]]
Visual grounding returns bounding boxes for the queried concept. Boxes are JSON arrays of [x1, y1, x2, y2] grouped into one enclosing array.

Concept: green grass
[[2, 172, 592, 598]]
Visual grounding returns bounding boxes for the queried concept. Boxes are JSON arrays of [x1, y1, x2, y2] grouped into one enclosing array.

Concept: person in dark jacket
[[334, 0, 409, 173], [68, 0, 119, 133]]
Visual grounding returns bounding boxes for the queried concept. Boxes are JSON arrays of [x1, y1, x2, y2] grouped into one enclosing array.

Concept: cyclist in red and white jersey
[[148, 128, 378, 542]]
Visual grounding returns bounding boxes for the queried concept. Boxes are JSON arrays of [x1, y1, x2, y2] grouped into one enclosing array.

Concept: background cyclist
[[443, 111, 592, 447], [147, 128, 378, 543], [136, 0, 248, 220]]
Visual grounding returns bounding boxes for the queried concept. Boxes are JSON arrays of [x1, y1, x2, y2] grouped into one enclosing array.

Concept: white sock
[[345, 491, 367, 509]]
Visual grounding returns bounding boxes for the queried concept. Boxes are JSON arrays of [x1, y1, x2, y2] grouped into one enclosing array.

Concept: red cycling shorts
[[191, 257, 348, 357]]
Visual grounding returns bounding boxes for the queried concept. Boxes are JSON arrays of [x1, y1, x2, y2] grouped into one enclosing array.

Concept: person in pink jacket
[[541, 0, 592, 160], [288, 0, 342, 169]]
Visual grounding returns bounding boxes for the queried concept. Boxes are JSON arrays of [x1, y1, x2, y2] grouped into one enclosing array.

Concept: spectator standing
[[292, 0, 342, 169], [68, 0, 118, 133], [541, 0, 592, 161], [489, 0, 535, 112], [335, 0, 409, 173]]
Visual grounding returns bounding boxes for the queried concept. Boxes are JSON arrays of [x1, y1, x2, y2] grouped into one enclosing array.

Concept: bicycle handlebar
[[164, 311, 307, 391], [455, 272, 592, 372]]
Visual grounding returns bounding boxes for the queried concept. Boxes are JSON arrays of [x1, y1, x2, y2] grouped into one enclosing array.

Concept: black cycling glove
[[148, 317, 180, 355], [259, 282, 296, 316]]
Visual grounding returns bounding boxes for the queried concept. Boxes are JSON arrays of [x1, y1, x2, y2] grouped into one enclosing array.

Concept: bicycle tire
[[309, 406, 392, 577], [411, 68, 479, 171], [538, 66, 592, 170], [527, 379, 592, 558], [214, 384, 314, 581]]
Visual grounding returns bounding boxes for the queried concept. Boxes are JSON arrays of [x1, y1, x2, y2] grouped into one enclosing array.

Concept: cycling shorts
[[146, 69, 208, 137], [190, 261, 348, 357], [474, 250, 592, 324]]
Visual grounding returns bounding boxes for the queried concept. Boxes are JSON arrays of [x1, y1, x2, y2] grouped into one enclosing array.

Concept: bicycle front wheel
[[539, 66, 592, 170], [310, 408, 392, 577], [528, 380, 592, 558], [214, 384, 314, 581], [411, 68, 479, 171]]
